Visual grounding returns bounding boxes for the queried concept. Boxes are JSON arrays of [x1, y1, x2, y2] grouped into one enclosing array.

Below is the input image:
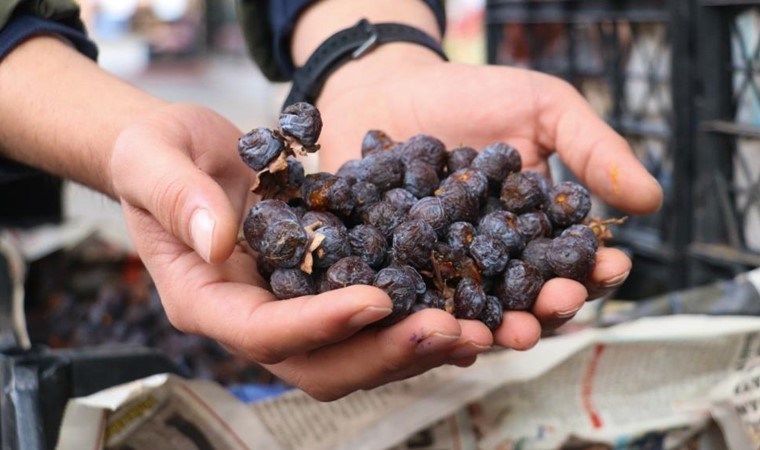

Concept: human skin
[[0, 0, 662, 401]]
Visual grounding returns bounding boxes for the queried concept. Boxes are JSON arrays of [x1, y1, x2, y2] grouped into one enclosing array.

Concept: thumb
[[111, 111, 252, 263]]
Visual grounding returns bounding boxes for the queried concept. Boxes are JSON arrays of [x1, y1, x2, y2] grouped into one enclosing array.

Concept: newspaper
[[56, 373, 282, 450], [56, 315, 760, 450]]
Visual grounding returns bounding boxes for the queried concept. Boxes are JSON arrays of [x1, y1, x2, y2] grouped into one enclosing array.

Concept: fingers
[[267, 309, 493, 401], [531, 72, 663, 215], [493, 311, 542, 350], [530, 277, 588, 331], [527, 247, 631, 331], [220, 286, 395, 364], [111, 104, 253, 264], [585, 246, 632, 300]]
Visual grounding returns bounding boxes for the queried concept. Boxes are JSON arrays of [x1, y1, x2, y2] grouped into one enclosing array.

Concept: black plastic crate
[[486, 0, 760, 298]]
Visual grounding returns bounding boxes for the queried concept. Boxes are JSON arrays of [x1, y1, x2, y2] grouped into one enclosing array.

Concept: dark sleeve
[[0, 11, 99, 226], [237, 0, 446, 82], [0, 13, 98, 62]]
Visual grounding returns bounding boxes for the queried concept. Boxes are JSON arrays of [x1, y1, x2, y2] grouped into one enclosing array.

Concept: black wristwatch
[[283, 19, 448, 110]]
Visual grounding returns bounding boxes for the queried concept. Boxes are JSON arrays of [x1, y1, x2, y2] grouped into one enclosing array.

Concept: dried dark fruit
[[383, 188, 418, 213], [403, 160, 440, 198], [481, 197, 504, 216], [560, 224, 598, 252], [440, 168, 489, 202], [447, 146, 478, 173], [359, 151, 405, 191], [399, 134, 448, 175], [522, 170, 551, 198], [238, 106, 617, 338], [471, 142, 522, 193], [446, 222, 476, 252], [238, 127, 286, 171], [373, 266, 419, 326], [520, 237, 555, 281], [453, 278, 487, 319], [253, 156, 304, 201], [468, 234, 509, 277], [279, 102, 322, 149], [477, 210, 525, 256], [392, 220, 437, 269], [517, 211, 553, 241], [496, 260, 544, 311], [361, 129, 395, 157], [545, 181, 592, 227], [431, 243, 469, 281], [336, 159, 363, 183], [414, 289, 446, 311], [397, 264, 427, 295], [348, 224, 388, 268], [547, 235, 596, 282], [312, 225, 351, 270], [435, 181, 479, 224], [243, 200, 308, 268], [361, 201, 406, 238], [301, 172, 355, 216], [478, 296, 503, 331], [320, 256, 376, 292], [270, 268, 317, 299], [408, 196, 450, 236], [500, 171, 545, 214], [301, 210, 345, 230], [351, 181, 381, 214]]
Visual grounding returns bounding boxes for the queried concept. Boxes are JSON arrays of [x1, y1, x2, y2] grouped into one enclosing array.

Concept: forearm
[[0, 37, 166, 197]]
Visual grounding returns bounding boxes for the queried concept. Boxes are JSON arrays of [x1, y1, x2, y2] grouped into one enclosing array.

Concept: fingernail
[[449, 342, 491, 359], [190, 209, 215, 263], [416, 332, 460, 356], [600, 270, 630, 288], [555, 307, 581, 319], [349, 306, 392, 328]]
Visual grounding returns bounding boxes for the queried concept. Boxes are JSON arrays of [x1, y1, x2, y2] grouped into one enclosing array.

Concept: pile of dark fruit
[[239, 103, 620, 332]]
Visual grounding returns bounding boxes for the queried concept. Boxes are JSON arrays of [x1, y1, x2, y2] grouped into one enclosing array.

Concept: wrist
[[318, 43, 443, 107], [291, 0, 441, 68]]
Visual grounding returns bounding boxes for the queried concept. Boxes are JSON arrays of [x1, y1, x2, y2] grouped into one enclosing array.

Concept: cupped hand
[[109, 103, 489, 401], [315, 51, 664, 348]]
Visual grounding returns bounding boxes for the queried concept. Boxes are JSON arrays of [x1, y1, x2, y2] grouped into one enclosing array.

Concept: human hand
[[110, 103, 491, 400], [314, 49, 664, 348]]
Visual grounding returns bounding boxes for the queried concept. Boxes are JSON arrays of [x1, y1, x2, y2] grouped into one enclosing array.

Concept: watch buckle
[[352, 20, 379, 59]]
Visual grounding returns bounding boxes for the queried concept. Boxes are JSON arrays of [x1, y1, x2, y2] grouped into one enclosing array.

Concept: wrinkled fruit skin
[[244, 200, 308, 269], [478, 296, 503, 331], [392, 220, 437, 270], [547, 235, 596, 282], [545, 181, 592, 227], [279, 102, 323, 148], [238, 127, 286, 171], [373, 266, 419, 326], [321, 256, 376, 292], [453, 277, 487, 319], [270, 268, 317, 299], [496, 260, 544, 311], [241, 106, 616, 336]]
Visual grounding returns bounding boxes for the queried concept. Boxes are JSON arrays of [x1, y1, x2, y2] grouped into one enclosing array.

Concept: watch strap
[[283, 19, 447, 109]]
